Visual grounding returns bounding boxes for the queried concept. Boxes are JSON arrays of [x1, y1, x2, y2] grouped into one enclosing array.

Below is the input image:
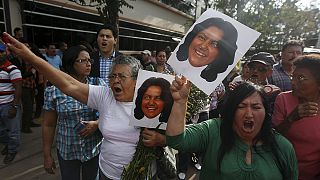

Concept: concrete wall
[[8, 0, 22, 34], [120, 0, 193, 33], [17, 0, 193, 34]]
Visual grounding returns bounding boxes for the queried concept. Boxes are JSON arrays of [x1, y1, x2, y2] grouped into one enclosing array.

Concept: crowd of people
[[0, 22, 319, 180]]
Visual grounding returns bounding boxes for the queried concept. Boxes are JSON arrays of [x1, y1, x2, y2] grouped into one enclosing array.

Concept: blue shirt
[[43, 77, 105, 162], [43, 54, 62, 70]]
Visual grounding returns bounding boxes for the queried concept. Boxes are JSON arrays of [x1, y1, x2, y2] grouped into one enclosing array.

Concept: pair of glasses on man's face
[[289, 75, 309, 82], [75, 58, 94, 64], [108, 73, 136, 81]]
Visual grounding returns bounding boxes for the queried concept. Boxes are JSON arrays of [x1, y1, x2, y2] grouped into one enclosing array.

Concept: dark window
[[23, 1, 183, 52]]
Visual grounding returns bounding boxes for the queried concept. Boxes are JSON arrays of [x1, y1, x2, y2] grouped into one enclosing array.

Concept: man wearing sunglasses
[[247, 52, 281, 114], [247, 52, 275, 85]]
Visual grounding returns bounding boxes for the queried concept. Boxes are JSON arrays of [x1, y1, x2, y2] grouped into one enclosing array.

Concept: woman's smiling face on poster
[[188, 26, 224, 67], [141, 85, 165, 119]]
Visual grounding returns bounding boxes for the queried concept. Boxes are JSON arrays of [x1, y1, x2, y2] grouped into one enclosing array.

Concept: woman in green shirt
[[166, 79, 298, 180]]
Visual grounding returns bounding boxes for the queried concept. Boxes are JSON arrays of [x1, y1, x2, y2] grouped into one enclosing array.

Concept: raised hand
[[3, 32, 36, 62], [170, 75, 191, 104]]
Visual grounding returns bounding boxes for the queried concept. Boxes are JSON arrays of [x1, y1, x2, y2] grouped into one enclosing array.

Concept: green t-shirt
[[166, 119, 298, 180]]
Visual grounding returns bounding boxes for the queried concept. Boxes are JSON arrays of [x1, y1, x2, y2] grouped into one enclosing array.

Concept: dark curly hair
[[217, 82, 289, 178], [176, 17, 238, 82], [293, 54, 320, 84], [134, 77, 173, 123]]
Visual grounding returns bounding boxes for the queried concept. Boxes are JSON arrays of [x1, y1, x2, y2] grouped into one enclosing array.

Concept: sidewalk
[[0, 118, 60, 180], [0, 117, 199, 180]]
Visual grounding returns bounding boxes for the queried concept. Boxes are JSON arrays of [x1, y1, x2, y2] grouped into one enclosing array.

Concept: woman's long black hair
[[217, 82, 287, 177], [134, 77, 173, 123], [176, 17, 238, 82]]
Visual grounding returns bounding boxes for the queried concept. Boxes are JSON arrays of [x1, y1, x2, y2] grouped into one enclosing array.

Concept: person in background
[[42, 45, 104, 180], [90, 24, 122, 85], [150, 50, 157, 64], [269, 40, 304, 91], [13, 27, 23, 39], [56, 41, 68, 59], [31, 44, 47, 119], [247, 52, 280, 114], [19, 39, 40, 133], [165, 46, 172, 60], [43, 42, 62, 70], [0, 42, 22, 164], [229, 52, 281, 115], [209, 83, 225, 119], [166, 78, 298, 179], [231, 61, 250, 83], [140, 50, 155, 71], [272, 54, 320, 180], [153, 50, 174, 75]]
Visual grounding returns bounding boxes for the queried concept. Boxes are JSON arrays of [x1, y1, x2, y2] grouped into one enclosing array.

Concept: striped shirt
[[99, 51, 115, 86], [43, 77, 105, 162], [0, 60, 22, 104]]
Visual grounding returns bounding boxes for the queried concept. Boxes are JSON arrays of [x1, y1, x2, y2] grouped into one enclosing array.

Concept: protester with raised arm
[[166, 76, 298, 180]]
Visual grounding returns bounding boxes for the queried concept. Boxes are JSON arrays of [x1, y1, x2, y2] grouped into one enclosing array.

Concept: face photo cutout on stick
[[167, 9, 260, 95], [130, 70, 174, 130]]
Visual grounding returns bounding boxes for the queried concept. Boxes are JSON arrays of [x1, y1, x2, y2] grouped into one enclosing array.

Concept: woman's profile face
[[141, 85, 165, 119], [73, 50, 91, 76], [188, 26, 224, 67]]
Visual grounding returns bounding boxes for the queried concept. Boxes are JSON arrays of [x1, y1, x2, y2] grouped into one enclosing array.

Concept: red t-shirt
[[272, 91, 320, 180]]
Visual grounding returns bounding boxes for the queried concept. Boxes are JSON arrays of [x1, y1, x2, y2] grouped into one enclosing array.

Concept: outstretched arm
[[166, 76, 191, 136], [4, 32, 89, 104]]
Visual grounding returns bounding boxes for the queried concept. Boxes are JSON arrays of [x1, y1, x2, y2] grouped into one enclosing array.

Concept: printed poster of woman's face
[[130, 70, 175, 130], [167, 9, 260, 95]]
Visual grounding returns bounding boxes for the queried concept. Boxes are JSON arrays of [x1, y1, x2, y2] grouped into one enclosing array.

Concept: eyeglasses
[[75, 58, 94, 64], [108, 73, 136, 81], [248, 66, 268, 72], [290, 75, 309, 82]]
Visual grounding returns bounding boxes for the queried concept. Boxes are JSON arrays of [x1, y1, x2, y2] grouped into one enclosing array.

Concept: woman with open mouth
[[166, 79, 298, 180], [4, 33, 166, 180]]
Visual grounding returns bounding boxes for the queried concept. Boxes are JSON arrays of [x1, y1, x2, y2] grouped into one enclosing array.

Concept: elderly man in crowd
[[269, 40, 304, 91]]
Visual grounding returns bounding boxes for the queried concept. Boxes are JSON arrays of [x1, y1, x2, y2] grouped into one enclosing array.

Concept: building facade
[[1, 0, 195, 53]]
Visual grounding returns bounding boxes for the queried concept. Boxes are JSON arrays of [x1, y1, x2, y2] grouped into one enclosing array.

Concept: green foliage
[[186, 84, 210, 121], [68, 0, 134, 26], [209, 0, 319, 50], [121, 129, 160, 180]]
